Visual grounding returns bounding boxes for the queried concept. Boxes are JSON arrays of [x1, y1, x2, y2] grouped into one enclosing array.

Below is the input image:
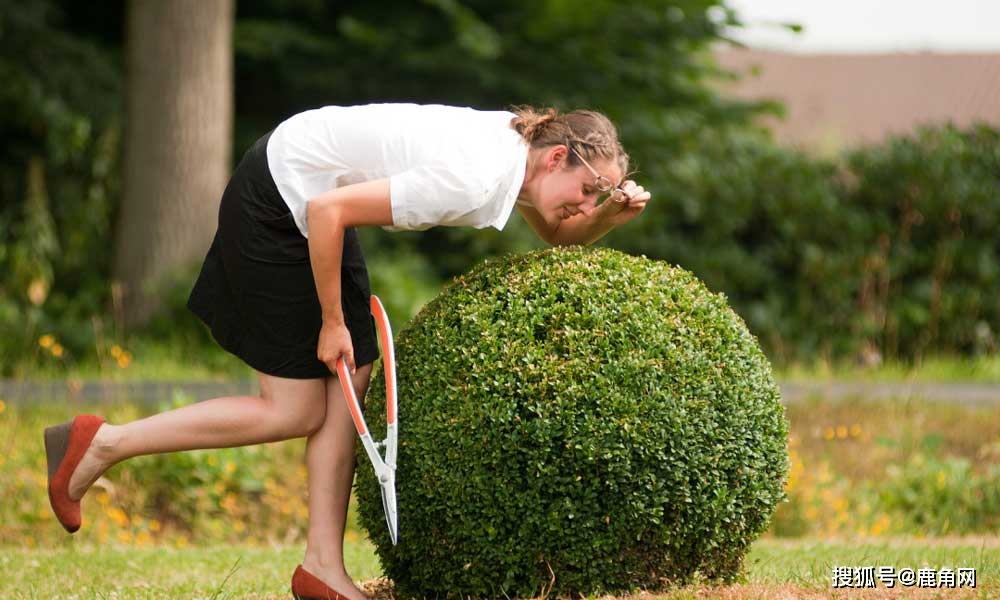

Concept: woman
[[44, 104, 650, 600]]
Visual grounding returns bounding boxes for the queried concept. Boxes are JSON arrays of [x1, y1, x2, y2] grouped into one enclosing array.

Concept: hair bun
[[512, 107, 559, 143]]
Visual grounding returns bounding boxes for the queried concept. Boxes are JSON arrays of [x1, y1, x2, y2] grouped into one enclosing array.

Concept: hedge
[[606, 122, 1000, 363], [355, 247, 789, 598]]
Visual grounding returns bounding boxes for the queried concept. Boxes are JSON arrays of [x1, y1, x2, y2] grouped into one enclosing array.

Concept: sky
[[725, 0, 1000, 53]]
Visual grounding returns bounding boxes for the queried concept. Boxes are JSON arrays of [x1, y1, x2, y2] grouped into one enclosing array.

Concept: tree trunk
[[114, 0, 233, 327]]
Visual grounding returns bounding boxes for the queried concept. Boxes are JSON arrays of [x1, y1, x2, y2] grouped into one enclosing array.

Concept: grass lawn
[[2, 538, 997, 599]]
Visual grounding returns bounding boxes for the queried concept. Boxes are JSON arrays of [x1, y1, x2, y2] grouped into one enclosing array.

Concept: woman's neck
[[517, 150, 544, 205]]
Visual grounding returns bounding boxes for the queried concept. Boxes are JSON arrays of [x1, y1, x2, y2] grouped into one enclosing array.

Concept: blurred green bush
[[606, 122, 1000, 364], [607, 125, 852, 361], [843, 124, 1000, 361], [879, 453, 1000, 535]]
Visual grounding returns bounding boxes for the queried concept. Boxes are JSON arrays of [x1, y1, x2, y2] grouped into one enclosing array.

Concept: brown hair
[[510, 106, 630, 175]]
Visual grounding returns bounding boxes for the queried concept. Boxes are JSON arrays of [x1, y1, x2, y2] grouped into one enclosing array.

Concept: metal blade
[[379, 475, 398, 545]]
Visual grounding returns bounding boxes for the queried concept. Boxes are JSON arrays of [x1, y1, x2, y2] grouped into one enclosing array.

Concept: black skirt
[[187, 132, 379, 379]]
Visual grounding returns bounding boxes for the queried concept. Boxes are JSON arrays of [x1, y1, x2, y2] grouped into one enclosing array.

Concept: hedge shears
[[337, 295, 398, 545]]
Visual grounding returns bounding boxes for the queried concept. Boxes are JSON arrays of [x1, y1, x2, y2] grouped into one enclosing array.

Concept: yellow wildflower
[[110, 344, 123, 358], [106, 506, 130, 527], [51, 343, 64, 358], [220, 492, 238, 512], [38, 335, 55, 349], [0, 399, 6, 414], [27, 278, 49, 306], [871, 514, 891, 536]]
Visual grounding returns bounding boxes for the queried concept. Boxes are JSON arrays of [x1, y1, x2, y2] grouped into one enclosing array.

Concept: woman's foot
[[66, 423, 118, 500], [44, 415, 107, 532], [293, 563, 368, 600]]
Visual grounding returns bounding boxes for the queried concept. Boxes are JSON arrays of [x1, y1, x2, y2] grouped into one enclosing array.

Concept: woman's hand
[[602, 180, 650, 226], [317, 319, 355, 374]]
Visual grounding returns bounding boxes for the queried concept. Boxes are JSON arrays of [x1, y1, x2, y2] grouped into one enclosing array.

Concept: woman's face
[[532, 149, 623, 224]]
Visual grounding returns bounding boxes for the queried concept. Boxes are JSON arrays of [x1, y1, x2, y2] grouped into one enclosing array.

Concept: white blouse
[[265, 103, 529, 237]]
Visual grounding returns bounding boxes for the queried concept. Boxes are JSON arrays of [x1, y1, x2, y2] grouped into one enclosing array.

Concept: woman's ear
[[546, 145, 568, 171]]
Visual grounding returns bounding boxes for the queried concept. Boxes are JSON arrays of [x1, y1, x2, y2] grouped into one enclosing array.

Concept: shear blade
[[380, 480, 398, 545]]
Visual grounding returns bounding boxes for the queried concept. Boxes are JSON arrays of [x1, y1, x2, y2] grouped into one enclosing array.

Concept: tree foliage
[[230, 0, 762, 277], [0, 1, 121, 368], [842, 124, 1000, 360], [4, 0, 994, 369]]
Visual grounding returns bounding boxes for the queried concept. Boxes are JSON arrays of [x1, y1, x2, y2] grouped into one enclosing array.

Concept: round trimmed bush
[[356, 247, 788, 598]]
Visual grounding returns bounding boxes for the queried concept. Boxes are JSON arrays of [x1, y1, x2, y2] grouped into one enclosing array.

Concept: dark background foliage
[[1, 0, 997, 373]]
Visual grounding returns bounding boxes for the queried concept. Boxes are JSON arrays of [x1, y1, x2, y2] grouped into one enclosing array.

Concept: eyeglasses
[[570, 146, 629, 204]]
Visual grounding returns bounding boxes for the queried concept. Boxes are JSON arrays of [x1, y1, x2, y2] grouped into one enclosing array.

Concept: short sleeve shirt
[[265, 104, 529, 237]]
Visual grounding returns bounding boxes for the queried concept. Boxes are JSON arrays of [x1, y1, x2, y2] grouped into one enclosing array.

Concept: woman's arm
[[307, 178, 393, 373], [517, 182, 650, 246]]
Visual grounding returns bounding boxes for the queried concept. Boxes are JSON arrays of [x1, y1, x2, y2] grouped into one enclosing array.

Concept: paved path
[[778, 381, 1000, 406], [2, 379, 998, 406]]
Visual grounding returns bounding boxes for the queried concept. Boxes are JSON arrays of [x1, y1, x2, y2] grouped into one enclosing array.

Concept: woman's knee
[[258, 373, 328, 438], [293, 400, 328, 437]]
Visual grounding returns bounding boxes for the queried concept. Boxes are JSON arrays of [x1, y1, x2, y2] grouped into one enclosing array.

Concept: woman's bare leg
[[67, 372, 328, 500], [301, 363, 373, 600]]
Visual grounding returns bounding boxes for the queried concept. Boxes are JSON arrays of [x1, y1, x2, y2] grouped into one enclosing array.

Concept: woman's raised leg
[[65, 372, 328, 501]]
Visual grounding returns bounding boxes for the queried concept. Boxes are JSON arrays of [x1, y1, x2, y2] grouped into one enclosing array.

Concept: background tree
[[0, 1, 121, 368], [113, 0, 234, 327]]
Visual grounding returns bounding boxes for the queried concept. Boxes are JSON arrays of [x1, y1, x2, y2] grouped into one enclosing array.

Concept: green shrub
[[843, 123, 1000, 361], [605, 122, 1000, 364], [355, 247, 789, 598], [878, 452, 1000, 535]]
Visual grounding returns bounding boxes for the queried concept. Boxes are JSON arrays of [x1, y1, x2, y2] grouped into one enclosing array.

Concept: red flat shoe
[[291, 565, 349, 600], [44, 414, 105, 533]]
